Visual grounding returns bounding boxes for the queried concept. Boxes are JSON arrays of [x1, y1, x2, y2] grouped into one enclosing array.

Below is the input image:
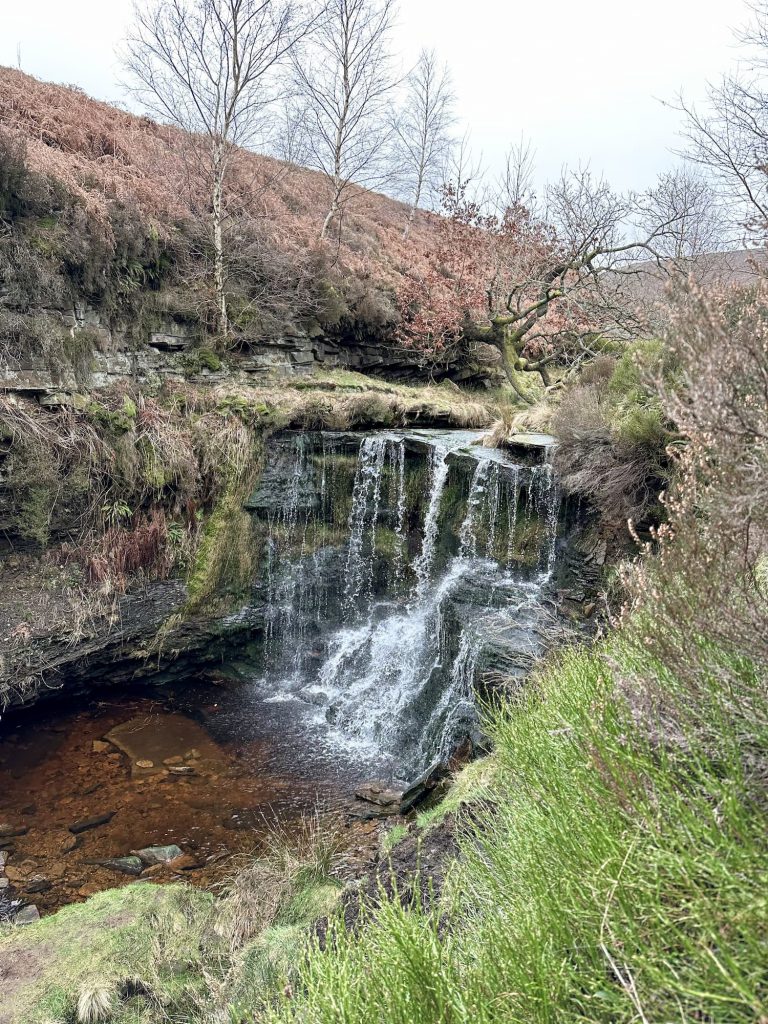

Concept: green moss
[[17, 482, 55, 547], [185, 437, 265, 613], [183, 347, 223, 374], [86, 397, 137, 434]]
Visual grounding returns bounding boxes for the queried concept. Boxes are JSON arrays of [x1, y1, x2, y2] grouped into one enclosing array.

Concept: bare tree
[[123, 0, 313, 334], [291, 0, 397, 240], [495, 136, 536, 214], [671, 3, 768, 243], [637, 168, 726, 267], [393, 48, 455, 239], [442, 168, 702, 398]]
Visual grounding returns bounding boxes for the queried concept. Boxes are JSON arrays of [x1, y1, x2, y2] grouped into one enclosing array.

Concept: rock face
[[1, 578, 265, 709], [0, 299, 498, 402]]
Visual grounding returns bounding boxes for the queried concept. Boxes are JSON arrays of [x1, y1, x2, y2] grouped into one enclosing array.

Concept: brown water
[[0, 681, 381, 916]]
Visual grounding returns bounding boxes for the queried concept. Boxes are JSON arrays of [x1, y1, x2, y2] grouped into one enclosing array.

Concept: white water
[[252, 430, 561, 780], [411, 444, 451, 594]]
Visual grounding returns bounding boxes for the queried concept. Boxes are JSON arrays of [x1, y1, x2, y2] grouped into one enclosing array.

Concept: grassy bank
[[255, 624, 766, 1024]]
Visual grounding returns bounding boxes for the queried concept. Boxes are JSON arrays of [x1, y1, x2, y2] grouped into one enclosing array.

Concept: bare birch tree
[[123, 0, 313, 334], [291, 0, 397, 240], [671, 3, 768, 242], [393, 48, 455, 239], [637, 168, 725, 265]]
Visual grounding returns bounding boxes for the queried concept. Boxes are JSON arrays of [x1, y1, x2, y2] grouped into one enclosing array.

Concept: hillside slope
[[0, 66, 438, 287], [1, 67, 499, 390]]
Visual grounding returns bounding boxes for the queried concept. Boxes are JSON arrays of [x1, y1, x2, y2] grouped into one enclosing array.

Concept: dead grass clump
[[215, 814, 342, 950], [76, 984, 116, 1024], [83, 507, 172, 588]]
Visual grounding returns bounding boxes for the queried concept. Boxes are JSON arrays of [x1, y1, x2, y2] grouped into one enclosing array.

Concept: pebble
[[92, 740, 111, 753], [135, 759, 155, 769], [163, 756, 184, 766]]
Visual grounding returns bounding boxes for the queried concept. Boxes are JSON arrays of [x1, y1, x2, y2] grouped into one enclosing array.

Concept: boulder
[[14, 904, 40, 925]]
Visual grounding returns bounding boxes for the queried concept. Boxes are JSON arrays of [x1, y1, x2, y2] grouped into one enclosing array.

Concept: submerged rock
[[68, 811, 116, 835], [132, 844, 183, 866], [106, 714, 222, 777], [99, 856, 144, 876]]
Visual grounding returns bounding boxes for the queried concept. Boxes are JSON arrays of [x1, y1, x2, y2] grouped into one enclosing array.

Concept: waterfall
[[411, 445, 451, 593], [531, 461, 559, 576], [248, 430, 562, 780], [506, 465, 520, 565], [388, 439, 408, 584], [459, 460, 491, 558], [343, 436, 387, 613]]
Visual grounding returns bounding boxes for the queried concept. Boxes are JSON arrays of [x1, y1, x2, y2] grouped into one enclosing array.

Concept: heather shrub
[[621, 284, 768, 754]]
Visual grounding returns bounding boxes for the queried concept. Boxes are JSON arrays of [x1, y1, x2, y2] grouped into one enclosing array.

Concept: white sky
[[0, 0, 751, 194]]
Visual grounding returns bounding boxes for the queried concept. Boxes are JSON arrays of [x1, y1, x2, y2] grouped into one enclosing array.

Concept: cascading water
[[240, 429, 562, 782]]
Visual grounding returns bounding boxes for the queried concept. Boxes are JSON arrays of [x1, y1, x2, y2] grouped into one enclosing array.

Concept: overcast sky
[[0, 0, 751, 194]]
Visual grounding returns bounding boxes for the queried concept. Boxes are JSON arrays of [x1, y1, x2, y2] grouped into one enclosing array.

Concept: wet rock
[[353, 764, 447, 818], [135, 759, 155, 769], [167, 853, 201, 872], [163, 755, 184, 766], [92, 740, 111, 753], [0, 850, 7, 869], [14, 904, 40, 925], [355, 781, 402, 808], [69, 811, 116, 834], [167, 765, 195, 775], [25, 877, 52, 893], [132, 844, 183, 866], [0, 877, 8, 889], [0, 823, 29, 839], [99, 856, 143, 876]]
